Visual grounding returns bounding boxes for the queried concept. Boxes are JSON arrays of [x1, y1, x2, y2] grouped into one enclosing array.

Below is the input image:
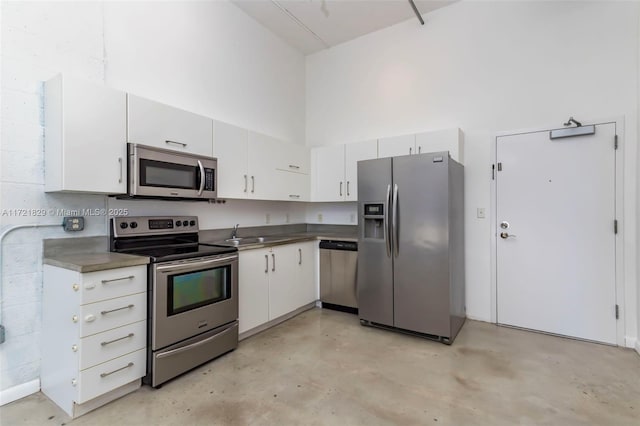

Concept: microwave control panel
[[204, 168, 215, 191]]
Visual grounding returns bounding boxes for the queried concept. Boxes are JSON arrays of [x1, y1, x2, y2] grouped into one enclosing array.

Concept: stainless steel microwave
[[128, 143, 217, 200]]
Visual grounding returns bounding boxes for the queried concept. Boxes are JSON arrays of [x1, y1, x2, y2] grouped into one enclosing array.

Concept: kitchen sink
[[223, 236, 266, 246]]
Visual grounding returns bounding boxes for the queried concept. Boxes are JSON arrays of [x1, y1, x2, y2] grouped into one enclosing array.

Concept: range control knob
[[130, 222, 138, 229], [189, 220, 196, 227], [182, 220, 189, 227], [176, 221, 182, 227], [119, 222, 128, 229]]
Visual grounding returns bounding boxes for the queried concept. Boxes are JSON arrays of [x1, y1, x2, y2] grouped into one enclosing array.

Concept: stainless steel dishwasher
[[319, 240, 358, 314]]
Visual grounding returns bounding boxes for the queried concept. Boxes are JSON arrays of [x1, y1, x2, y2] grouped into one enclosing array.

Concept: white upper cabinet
[[247, 131, 282, 200], [415, 128, 464, 164], [312, 145, 345, 202], [127, 95, 213, 157], [45, 74, 127, 194], [215, 125, 309, 201], [312, 139, 377, 202], [344, 140, 377, 201], [214, 121, 249, 199], [378, 134, 416, 158], [273, 141, 310, 175]]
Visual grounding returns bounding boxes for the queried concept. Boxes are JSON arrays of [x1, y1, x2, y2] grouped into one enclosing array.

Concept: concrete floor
[[2, 308, 639, 425]]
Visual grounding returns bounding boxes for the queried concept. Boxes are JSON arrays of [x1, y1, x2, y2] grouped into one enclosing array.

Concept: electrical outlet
[[350, 213, 356, 223], [477, 208, 486, 219], [63, 216, 84, 231], [285, 213, 290, 223], [265, 213, 271, 224], [317, 213, 323, 223]]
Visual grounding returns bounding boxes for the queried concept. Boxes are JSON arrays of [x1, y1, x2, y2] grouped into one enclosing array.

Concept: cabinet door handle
[[339, 181, 343, 197], [418, 146, 421, 154], [100, 362, 134, 378], [288, 164, 300, 170], [101, 304, 134, 315], [298, 248, 302, 265], [265, 254, 268, 273], [272, 253, 276, 272], [101, 275, 135, 284], [165, 140, 187, 148], [244, 175, 248, 193], [409, 147, 412, 155], [251, 176, 255, 193], [118, 157, 123, 183], [101, 333, 134, 346], [347, 181, 350, 197], [289, 194, 300, 199]]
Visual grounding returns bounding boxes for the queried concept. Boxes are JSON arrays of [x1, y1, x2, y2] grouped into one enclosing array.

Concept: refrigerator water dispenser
[[363, 203, 385, 240]]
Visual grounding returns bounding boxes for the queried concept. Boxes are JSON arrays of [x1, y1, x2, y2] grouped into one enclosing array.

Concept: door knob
[[500, 232, 516, 239]]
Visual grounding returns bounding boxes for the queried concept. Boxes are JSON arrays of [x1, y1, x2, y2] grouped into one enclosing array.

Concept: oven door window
[[140, 159, 199, 190], [167, 265, 231, 316]]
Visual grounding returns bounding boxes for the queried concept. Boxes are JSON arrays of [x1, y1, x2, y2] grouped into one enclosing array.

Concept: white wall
[[103, 1, 305, 144], [0, 0, 306, 399], [306, 0, 639, 343]]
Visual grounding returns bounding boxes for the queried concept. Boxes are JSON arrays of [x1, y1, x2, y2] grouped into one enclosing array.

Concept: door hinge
[[497, 162, 503, 171], [614, 135, 618, 150], [614, 219, 618, 234], [615, 304, 619, 319]]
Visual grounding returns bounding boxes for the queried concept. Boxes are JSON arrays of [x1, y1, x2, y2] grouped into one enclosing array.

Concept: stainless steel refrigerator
[[357, 151, 465, 344]]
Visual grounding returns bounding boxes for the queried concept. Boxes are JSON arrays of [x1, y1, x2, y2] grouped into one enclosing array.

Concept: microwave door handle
[[197, 160, 205, 196]]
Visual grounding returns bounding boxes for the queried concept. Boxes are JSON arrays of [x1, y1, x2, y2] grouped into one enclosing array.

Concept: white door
[[312, 145, 345, 201], [378, 134, 415, 158], [496, 123, 617, 344], [268, 245, 301, 319], [238, 249, 270, 334], [215, 121, 249, 199], [345, 140, 378, 201], [248, 131, 281, 200], [127, 95, 213, 156]]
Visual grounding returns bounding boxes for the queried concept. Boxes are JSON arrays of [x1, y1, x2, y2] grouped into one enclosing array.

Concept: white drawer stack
[[42, 264, 147, 418]]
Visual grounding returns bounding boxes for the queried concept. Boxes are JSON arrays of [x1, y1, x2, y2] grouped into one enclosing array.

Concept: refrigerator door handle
[[385, 184, 392, 257], [392, 184, 399, 257]]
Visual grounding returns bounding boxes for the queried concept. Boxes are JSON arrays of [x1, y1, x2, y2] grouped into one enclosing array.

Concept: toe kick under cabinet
[[41, 264, 147, 418]]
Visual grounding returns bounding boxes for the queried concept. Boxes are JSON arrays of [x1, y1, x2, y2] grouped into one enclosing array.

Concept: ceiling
[[232, 0, 457, 55]]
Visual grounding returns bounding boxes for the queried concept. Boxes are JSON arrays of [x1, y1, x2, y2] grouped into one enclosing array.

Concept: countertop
[[200, 232, 358, 251], [44, 252, 150, 273], [44, 231, 356, 271]]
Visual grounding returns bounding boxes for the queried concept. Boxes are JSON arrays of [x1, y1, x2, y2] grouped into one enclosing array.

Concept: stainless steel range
[[110, 216, 238, 388]]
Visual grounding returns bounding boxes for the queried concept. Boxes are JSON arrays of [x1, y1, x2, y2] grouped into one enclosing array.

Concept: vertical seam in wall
[[102, 1, 107, 84]]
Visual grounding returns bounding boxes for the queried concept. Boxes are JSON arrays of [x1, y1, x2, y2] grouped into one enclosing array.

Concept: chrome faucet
[[231, 223, 239, 239]]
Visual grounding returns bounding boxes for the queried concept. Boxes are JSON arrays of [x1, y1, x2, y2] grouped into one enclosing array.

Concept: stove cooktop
[[128, 244, 237, 263]]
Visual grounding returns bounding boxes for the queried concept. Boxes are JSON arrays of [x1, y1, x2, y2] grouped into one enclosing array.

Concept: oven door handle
[[155, 255, 238, 273], [156, 326, 235, 359]]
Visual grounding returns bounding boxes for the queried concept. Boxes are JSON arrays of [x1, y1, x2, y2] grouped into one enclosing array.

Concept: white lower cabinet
[[41, 264, 147, 418], [238, 241, 317, 335]]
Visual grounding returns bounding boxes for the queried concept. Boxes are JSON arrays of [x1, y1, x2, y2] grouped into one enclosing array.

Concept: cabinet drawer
[[80, 293, 146, 337], [77, 349, 146, 404], [80, 266, 146, 304], [79, 320, 147, 370]]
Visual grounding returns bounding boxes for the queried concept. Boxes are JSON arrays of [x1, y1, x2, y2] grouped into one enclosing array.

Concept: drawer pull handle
[[85, 314, 96, 323], [100, 362, 134, 378], [288, 164, 300, 169], [72, 284, 79, 291], [84, 283, 96, 290], [101, 275, 135, 285], [289, 194, 300, 199], [101, 333, 134, 346], [165, 140, 187, 148], [101, 304, 134, 315]]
